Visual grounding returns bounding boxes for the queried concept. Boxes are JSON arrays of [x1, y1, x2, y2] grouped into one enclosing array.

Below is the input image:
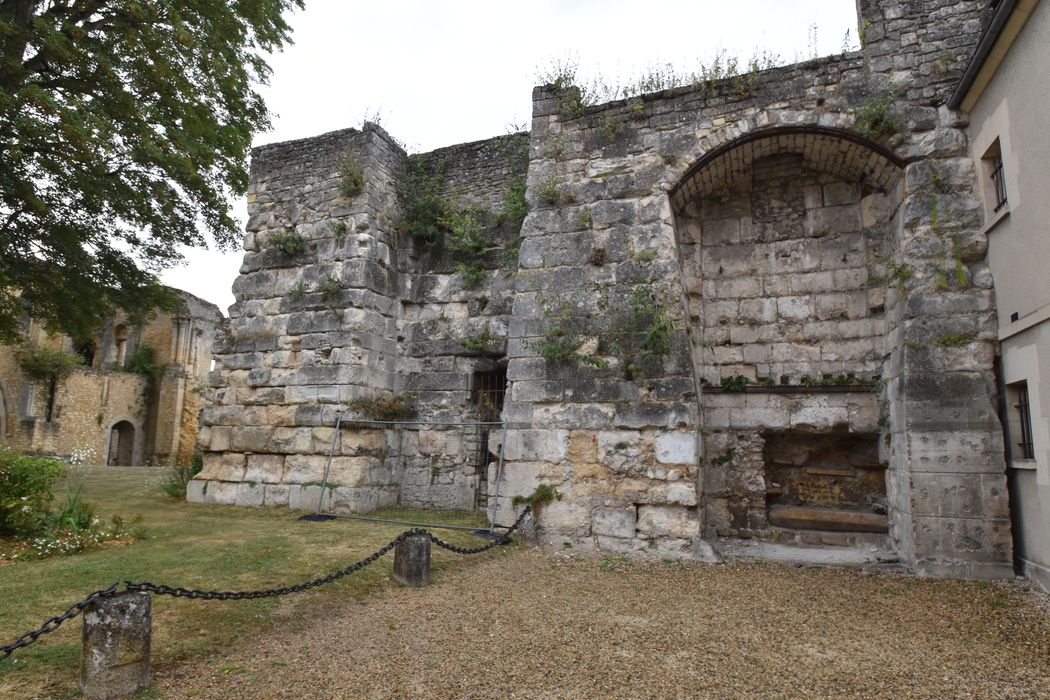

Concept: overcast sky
[[160, 0, 859, 314]]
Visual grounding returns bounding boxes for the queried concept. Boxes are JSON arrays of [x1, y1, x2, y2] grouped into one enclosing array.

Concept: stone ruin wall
[[194, 0, 1014, 579]]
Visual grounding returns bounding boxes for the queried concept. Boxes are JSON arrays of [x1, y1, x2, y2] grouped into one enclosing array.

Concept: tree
[[0, 0, 303, 342]]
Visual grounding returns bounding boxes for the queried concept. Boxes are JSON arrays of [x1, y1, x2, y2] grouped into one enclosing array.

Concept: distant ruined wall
[[195, 0, 1013, 579]]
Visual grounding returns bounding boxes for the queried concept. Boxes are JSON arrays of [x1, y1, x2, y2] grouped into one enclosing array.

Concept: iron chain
[[0, 507, 531, 659], [428, 505, 532, 554], [0, 583, 120, 661]]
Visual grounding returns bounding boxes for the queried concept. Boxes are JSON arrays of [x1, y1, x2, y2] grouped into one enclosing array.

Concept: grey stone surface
[[80, 592, 151, 700], [392, 534, 431, 587]]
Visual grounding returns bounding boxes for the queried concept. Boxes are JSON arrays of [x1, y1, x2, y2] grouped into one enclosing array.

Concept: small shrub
[[601, 114, 623, 141], [462, 324, 498, 354], [720, 375, 751, 392], [161, 451, 204, 499], [512, 483, 561, 509], [49, 485, 94, 533], [578, 209, 592, 230], [318, 276, 341, 304], [0, 446, 67, 537], [124, 344, 161, 375], [854, 93, 897, 140], [339, 155, 364, 198], [15, 345, 82, 381], [289, 280, 306, 303], [328, 220, 348, 243], [537, 176, 565, 206], [271, 231, 306, 256], [401, 195, 450, 247]]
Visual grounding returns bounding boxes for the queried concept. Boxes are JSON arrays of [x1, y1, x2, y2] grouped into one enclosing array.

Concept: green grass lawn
[[0, 466, 490, 698]]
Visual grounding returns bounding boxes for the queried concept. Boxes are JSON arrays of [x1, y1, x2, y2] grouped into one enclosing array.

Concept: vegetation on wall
[[339, 154, 365, 198], [395, 137, 528, 285], [348, 394, 417, 421], [396, 154, 450, 247], [445, 207, 492, 289], [853, 93, 898, 140], [530, 296, 607, 368], [602, 287, 679, 380], [270, 230, 306, 256], [15, 345, 83, 382], [536, 50, 782, 117], [123, 344, 163, 376]]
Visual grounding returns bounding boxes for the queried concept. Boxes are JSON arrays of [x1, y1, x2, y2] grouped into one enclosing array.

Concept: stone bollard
[[80, 592, 151, 700], [392, 534, 431, 587]]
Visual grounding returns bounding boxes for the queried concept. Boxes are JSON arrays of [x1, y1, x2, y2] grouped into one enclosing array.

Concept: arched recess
[[106, 419, 137, 466], [671, 125, 906, 542]]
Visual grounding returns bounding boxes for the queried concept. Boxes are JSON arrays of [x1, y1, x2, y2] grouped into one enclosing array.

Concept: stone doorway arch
[[107, 420, 136, 466], [670, 125, 905, 544]]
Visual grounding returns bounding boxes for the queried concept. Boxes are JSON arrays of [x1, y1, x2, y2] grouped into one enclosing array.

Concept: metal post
[[80, 592, 151, 700], [488, 421, 508, 531], [314, 415, 341, 516]]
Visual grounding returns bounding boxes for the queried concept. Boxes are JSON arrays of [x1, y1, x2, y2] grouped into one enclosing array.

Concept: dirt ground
[[147, 546, 1050, 699]]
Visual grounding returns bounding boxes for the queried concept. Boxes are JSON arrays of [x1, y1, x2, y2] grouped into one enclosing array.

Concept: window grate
[[991, 154, 1008, 213], [1015, 383, 1034, 460]]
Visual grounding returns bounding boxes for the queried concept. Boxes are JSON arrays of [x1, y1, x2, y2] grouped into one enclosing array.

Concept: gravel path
[[153, 548, 1050, 699]]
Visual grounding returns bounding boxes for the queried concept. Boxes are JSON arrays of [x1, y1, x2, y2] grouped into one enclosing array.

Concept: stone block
[[299, 485, 332, 513], [539, 501, 591, 536], [235, 482, 264, 507], [263, 484, 291, 507], [636, 505, 699, 539], [186, 480, 207, 503], [503, 429, 567, 462], [655, 433, 696, 465], [230, 426, 274, 453], [203, 481, 237, 505], [789, 405, 850, 430], [568, 431, 598, 463], [905, 430, 1006, 473], [80, 593, 151, 700], [592, 507, 637, 538], [245, 454, 285, 484], [283, 455, 328, 484], [392, 534, 431, 587], [665, 482, 698, 506], [207, 426, 231, 452]]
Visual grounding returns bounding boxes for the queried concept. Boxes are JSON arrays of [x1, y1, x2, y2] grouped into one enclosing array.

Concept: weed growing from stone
[[270, 231, 305, 256], [537, 176, 566, 206], [853, 93, 898, 140], [720, 375, 751, 392], [318, 276, 341, 304], [339, 155, 364, 198], [461, 323, 499, 354]]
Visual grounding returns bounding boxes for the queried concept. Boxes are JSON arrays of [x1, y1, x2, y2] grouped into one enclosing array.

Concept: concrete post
[[392, 534, 431, 587], [80, 592, 151, 700]]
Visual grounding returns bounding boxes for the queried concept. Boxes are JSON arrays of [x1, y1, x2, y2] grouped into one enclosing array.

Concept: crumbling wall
[[196, 0, 1013, 579]]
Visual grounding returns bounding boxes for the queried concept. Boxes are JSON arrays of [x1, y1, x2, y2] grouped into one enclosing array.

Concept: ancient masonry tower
[[191, 0, 1015, 579]]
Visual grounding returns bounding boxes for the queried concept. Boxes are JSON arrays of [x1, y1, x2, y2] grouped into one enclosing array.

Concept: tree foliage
[[0, 0, 303, 341]]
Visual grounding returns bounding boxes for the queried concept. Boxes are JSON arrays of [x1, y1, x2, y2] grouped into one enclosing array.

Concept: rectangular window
[[1006, 381, 1035, 460], [990, 152, 1008, 213]]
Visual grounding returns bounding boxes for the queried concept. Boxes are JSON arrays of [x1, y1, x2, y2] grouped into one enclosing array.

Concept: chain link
[[428, 505, 532, 554], [0, 506, 532, 659], [0, 583, 120, 661]]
